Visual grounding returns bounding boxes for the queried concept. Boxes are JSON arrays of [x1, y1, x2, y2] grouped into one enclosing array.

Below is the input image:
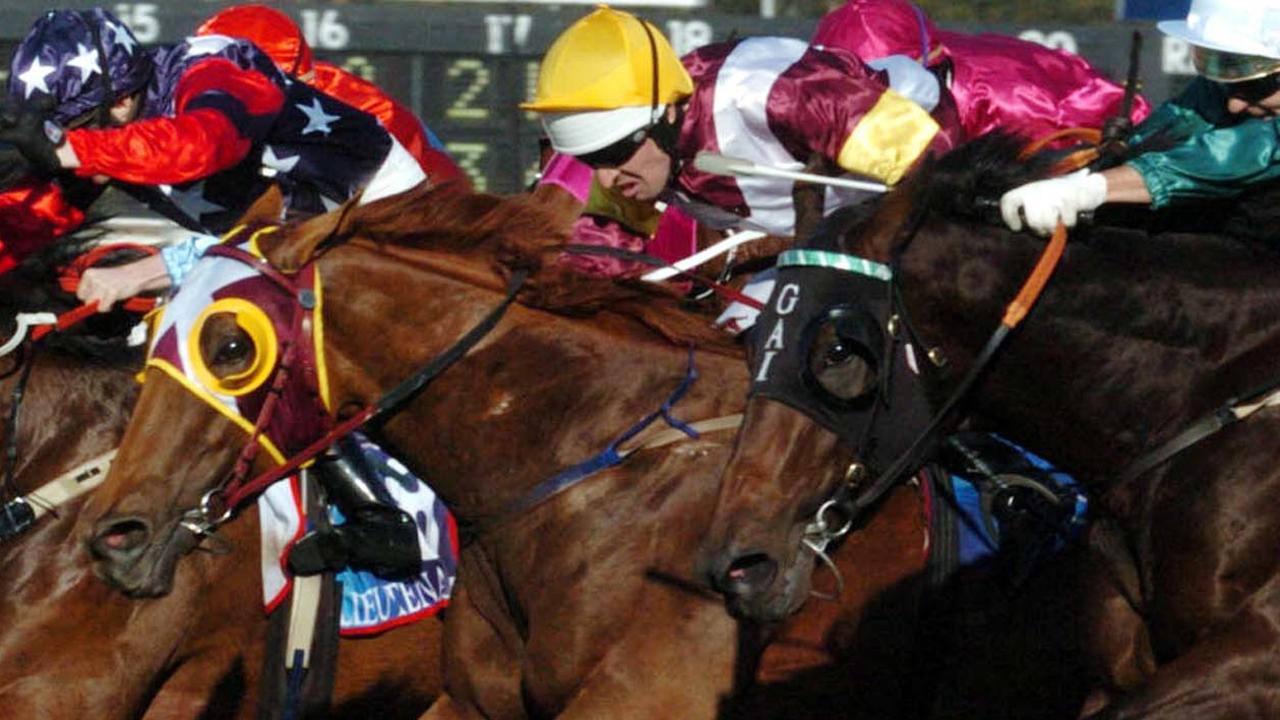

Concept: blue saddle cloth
[[927, 433, 1088, 587]]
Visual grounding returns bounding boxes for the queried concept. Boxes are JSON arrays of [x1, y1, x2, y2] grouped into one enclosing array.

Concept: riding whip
[[693, 152, 888, 193]]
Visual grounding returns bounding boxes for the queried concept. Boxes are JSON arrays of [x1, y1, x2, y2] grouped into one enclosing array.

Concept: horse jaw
[[92, 517, 200, 598], [700, 400, 846, 622]]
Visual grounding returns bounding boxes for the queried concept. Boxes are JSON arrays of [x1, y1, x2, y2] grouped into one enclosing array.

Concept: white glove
[[1000, 170, 1108, 236]]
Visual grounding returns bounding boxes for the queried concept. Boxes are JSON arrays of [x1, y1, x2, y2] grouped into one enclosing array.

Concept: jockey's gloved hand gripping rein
[[0, 97, 63, 179]]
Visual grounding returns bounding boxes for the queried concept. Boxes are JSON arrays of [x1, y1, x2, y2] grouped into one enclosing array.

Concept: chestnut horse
[[0, 244, 443, 718], [700, 133, 1280, 718], [76, 182, 945, 718]]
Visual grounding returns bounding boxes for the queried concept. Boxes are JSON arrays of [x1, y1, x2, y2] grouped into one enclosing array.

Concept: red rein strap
[[1019, 127, 1104, 177], [32, 243, 161, 341]]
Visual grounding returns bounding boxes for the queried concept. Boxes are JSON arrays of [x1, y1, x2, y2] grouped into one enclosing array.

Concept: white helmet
[[1159, 0, 1280, 81]]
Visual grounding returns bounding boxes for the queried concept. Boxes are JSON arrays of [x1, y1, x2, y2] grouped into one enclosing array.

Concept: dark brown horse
[[73, 181, 951, 718], [0, 241, 444, 718], [699, 133, 1280, 718]]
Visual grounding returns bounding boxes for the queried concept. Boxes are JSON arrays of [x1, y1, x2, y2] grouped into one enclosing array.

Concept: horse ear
[[846, 159, 931, 262], [260, 197, 362, 273], [793, 153, 834, 242], [239, 186, 285, 227]]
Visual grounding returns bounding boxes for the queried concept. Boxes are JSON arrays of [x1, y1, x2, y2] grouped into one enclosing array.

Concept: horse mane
[[0, 222, 145, 366], [831, 130, 1280, 284], [914, 132, 1062, 222], [319, 184, 740, 353]]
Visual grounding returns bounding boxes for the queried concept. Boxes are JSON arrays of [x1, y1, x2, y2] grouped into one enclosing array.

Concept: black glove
[[0, 98, 63, 178], [0, 144, 32, 192]]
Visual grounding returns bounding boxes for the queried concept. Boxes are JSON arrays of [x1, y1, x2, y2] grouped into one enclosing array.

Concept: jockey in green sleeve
[[1123, 77, 1280, 209], [1001, 0, 1280, 235]]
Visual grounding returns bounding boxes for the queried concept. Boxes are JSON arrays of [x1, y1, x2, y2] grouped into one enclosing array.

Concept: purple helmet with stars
[[8, 8, 153, 126]]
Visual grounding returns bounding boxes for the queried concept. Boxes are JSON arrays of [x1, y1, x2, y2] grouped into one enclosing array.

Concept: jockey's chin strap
[[179, 264, 529, 537], [806, 222, 1069, 550]]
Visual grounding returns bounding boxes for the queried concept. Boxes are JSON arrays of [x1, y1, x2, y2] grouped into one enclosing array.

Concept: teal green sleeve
[[1127, 78, 1280, 208], [1130, 77, 1228, 147]]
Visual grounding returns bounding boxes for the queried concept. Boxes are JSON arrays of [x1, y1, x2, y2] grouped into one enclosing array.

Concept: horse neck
[[897, 222, 1280, 479], [316, 242, 748, 522]]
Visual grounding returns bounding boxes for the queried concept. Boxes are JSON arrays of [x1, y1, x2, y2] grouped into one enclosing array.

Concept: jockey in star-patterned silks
[[194, 4, 468, 190], [0, 7, 426, 301], [0, 8, 430, 580]]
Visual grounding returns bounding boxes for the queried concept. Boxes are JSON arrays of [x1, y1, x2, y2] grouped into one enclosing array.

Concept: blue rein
[[498, 347, 701, 518]]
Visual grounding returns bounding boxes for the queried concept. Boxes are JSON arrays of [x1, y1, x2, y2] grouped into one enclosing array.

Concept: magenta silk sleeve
[[939, 32, 1151, 143], [764, 47, 892, 166]]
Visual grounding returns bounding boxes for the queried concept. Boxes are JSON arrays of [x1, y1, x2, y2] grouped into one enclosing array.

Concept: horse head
[[80, 181, 589, 598], [82, 193, 355, 597], [700, 134, 1060, 620]]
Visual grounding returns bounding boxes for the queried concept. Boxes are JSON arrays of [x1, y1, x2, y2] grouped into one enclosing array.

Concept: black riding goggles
[[1226, 72, 1280, 104], [575, 126, 651, 169]]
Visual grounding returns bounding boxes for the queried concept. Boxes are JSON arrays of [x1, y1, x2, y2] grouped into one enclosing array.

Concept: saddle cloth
[[259, 433, 457, 636], [924, 432, 1088, 589]]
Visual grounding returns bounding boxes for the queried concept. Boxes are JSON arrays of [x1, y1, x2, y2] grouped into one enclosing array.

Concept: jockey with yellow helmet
[[524, 5, 963, 238], [1002, 0, 1280, 235]]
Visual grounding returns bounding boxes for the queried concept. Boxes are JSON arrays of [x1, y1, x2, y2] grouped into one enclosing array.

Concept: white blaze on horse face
[[755, 283, 801, 382]]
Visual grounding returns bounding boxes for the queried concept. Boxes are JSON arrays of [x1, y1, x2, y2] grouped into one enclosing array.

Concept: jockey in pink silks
[[812, 0, 1151, 144]]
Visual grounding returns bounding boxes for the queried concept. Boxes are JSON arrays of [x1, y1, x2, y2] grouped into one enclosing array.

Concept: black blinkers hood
[[747, 249, 935, 474]]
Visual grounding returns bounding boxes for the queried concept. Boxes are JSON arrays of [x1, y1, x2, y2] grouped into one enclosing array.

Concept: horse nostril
[[91, 517, 152, 560], [721, 552, 778, 594]]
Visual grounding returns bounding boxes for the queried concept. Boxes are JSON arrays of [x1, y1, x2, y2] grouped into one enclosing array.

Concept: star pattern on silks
[[185, 35, 234, 58], [107, 20, 137, 55], [66, 43, 101, 83], [17, 57, 55, 98], [261, 145, 301, 177], [159, 182, 226, 222], [296, 98, 341, 136]]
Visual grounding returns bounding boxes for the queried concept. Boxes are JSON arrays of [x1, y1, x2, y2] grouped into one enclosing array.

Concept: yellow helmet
[[521, 6, 693, 155]]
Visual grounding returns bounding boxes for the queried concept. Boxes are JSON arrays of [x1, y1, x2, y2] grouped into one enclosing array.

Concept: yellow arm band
[[836, 89, 940, 185]]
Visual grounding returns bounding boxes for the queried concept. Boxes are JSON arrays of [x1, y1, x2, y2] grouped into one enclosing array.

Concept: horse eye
[[824, 341, 855, 367], [808, 322, 878, 404], [213, 335, 254, 366]]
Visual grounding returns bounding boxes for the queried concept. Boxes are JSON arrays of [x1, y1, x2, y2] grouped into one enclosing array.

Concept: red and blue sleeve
[[67, 58, 284, 185]]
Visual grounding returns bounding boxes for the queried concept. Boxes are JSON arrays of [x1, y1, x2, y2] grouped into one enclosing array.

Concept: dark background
[[0, 2, 1200, 193]]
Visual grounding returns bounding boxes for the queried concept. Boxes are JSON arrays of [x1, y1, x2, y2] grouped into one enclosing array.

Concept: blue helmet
[[8, 8, 153, 125]]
